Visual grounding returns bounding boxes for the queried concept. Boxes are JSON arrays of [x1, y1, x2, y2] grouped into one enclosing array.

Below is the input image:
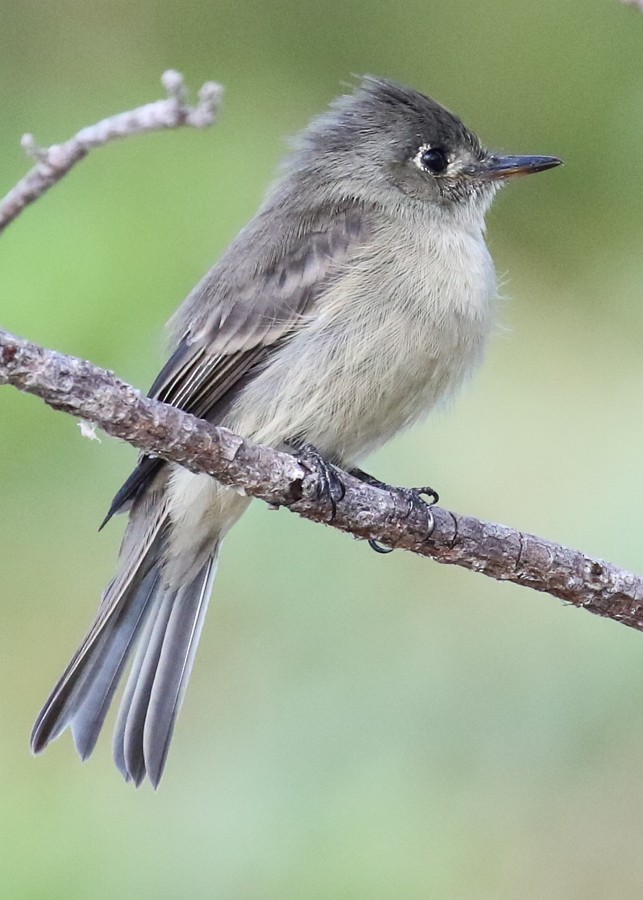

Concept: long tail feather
[[114, 555, 217, 787], [113, 587, 175, 785], [31, 509, 219, 786], [70, 569, 162, 760], [30, 520, 167, 756], [145, 557, 216, 786]]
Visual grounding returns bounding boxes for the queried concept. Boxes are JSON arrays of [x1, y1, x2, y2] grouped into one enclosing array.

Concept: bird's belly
[[229, 299, 491, 466], [298, 311, 487, 462], [227, 226, 496, 465]]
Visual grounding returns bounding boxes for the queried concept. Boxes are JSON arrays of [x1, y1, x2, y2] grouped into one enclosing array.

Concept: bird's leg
[[349, 467, 439, 512], [291, 441, 346, 520], [349, 468, 438, 553]]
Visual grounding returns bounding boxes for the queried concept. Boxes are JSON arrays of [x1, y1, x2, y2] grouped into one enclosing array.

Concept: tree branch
[[0, 70, 222, 234], [2, 328, 643, 634]]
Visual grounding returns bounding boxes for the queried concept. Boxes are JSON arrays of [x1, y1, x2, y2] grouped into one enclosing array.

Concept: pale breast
[[227, 215, 497, 466]]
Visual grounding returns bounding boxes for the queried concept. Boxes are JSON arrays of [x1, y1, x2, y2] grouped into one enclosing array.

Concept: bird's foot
[[295, 443, 345, 520], [349, 469, 438, 554]]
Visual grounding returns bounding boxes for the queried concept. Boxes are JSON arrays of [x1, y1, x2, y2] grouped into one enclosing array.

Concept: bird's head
[[288, 77, 561, 221]]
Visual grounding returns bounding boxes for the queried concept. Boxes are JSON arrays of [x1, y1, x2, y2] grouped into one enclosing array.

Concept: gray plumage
[[31, 77, 561, 786]]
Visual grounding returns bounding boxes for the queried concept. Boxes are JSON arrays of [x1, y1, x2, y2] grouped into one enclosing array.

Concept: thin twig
[[0, 70, 222, 234], [2, 328, 643, 633]]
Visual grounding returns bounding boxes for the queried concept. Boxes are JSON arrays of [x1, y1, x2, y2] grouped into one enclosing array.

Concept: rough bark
[[3, 328, 643, 633]]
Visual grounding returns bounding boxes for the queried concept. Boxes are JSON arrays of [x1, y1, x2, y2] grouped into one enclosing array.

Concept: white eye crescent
[[414, 145, 449, 175]]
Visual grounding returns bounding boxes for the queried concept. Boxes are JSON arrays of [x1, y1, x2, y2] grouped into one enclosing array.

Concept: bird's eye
[[418, 147, 448, 175]]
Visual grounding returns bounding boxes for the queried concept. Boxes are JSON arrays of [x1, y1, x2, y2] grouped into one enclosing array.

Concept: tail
[[31, 518, 218, 788]]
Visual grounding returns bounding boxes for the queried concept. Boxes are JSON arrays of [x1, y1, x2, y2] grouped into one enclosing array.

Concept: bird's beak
[[466, 154, 563, 181]]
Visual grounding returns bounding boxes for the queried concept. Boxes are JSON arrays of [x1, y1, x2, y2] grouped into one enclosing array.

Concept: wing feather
[[104, 206, 369, 521]]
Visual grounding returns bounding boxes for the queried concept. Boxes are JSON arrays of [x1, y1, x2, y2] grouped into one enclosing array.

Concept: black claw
[[295, 443, 345, 520], [368, 538, 395, 554], [398, 486, 439, 519], [348, 469, 439, 555], [416, 487, 439, 506]]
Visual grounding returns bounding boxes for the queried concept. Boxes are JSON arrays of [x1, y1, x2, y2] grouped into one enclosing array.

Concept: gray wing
[[103, 205, 369, 522]]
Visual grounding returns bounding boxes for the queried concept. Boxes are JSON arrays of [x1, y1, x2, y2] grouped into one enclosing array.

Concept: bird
[[31, 76, 561, 787]]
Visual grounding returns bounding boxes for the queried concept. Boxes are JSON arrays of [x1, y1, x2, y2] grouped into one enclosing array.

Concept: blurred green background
[[2, 0, 643, 897]]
